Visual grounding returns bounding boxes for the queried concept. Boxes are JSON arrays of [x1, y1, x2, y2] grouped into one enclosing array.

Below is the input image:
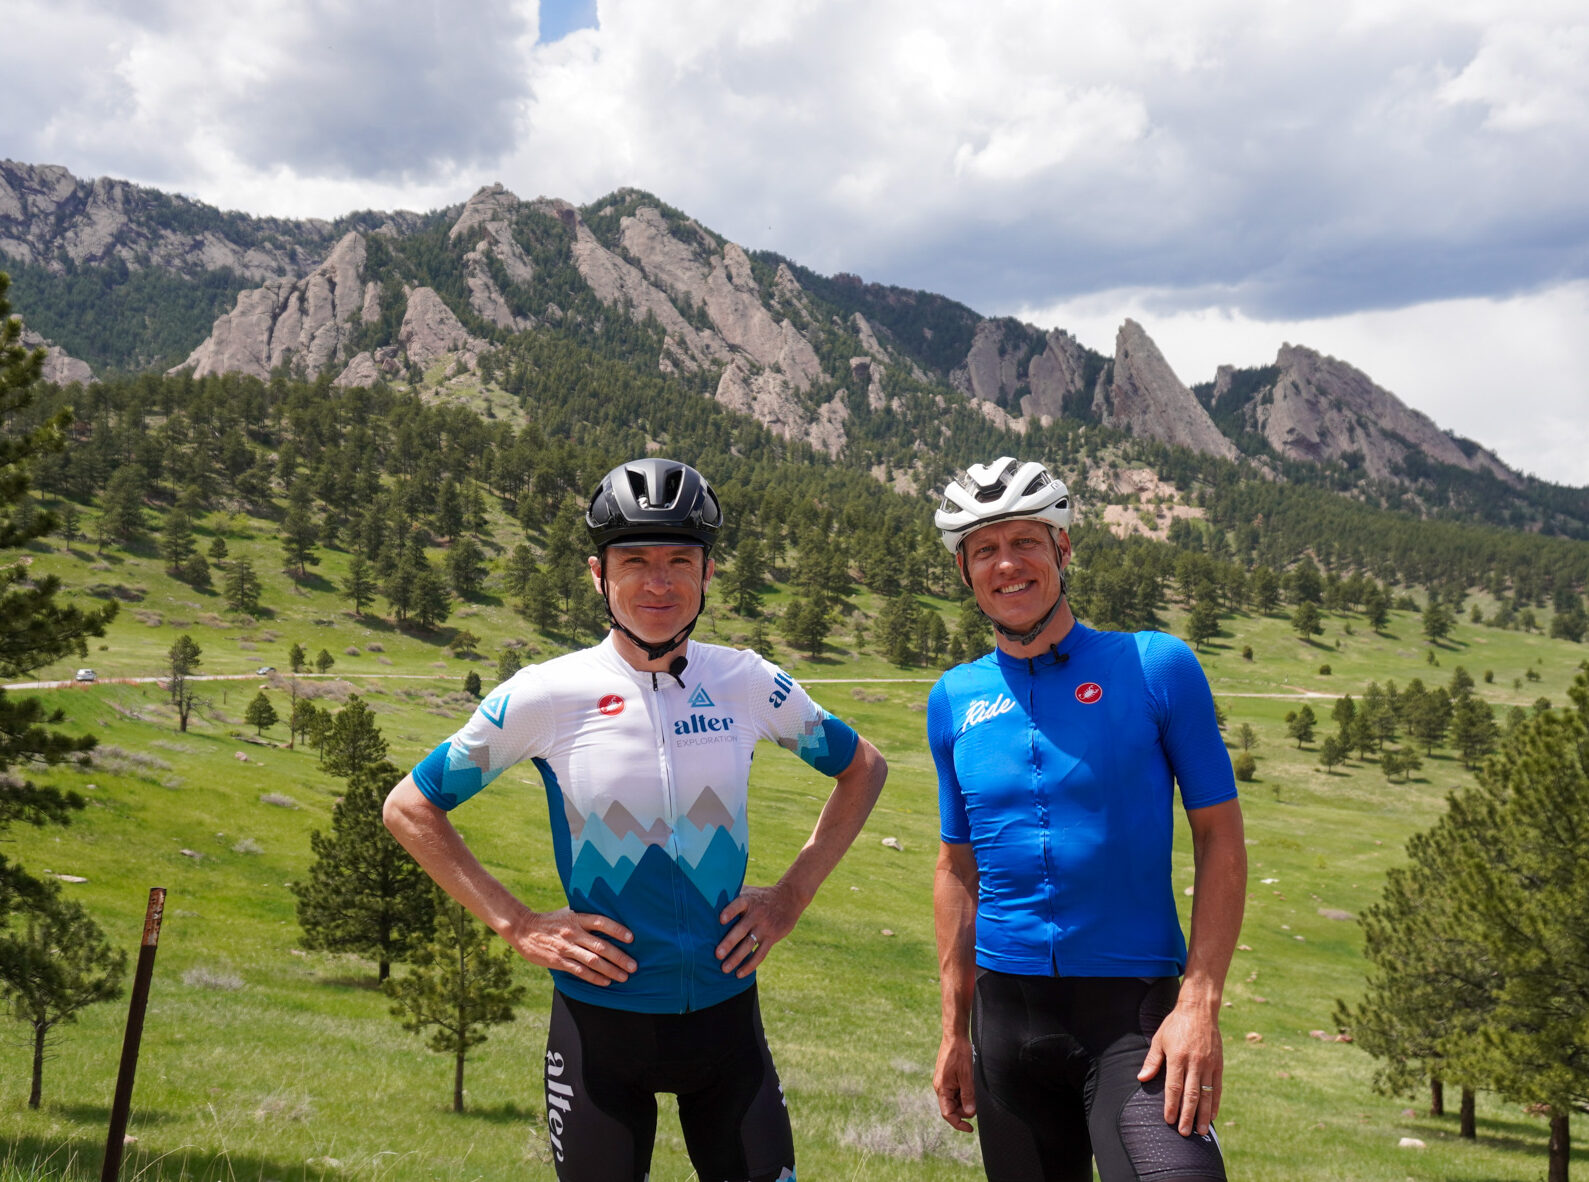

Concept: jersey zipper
[[1026, 661, 1061, 974], [648, 672, 693, 1010]]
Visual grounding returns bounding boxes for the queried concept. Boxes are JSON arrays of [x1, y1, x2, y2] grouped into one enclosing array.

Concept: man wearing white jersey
[[385, 458, 886, 1182]]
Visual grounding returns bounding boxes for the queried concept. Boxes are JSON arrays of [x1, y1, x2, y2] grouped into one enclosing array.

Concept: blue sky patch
[[538, 0, 598, 44]]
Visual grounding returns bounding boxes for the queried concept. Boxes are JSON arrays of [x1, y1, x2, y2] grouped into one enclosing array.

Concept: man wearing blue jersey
[[385, 458, 886, 1182], [928, 458, 1246, 1182]]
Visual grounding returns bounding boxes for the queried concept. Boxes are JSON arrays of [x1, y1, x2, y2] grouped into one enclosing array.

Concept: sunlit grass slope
[[4, 524, 1588, 1179]]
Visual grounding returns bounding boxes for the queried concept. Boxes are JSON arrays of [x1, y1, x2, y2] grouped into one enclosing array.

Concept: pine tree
[[0, 272, 117, 936], [719, 536, 767, 617], [783, 592, 832, 659], [344, 554, 376, 617], [166, 634, 203, 733], [1285, 704, 1317, 748], [321, 696, 389, 780], [0, 880, 126, 1108], [314, 648, 335, 674], [496, 647, 524, 683], [874, 592, 921, 666], [293, 760, 435, 982], [224, 557, 263, 616], [1290, 601, 1323, 641], [1318, 734, 1347, 773], [1426, 682, 1589, 1177], [413, 568, 453, 630], [955, 596, 992, 660], [159, 509, 198, 575], [1337, 806, 1495, 1135], [244, 691, 278, 736], [288, 643, 307, 674], [382, 891, 527, 1112], [521, 570, 560, 632], [446, 537, 486, 599], [1450, 694, 1499, 770], [502, 542, 538, 603], [1422, 598, 1455, 645], [98, 467, 147, 545], [281, 485, 319, 580], [1186, 601, 1220, 651]]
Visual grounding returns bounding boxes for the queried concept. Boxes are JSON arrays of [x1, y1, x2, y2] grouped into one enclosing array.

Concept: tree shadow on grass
[[0, 1130, 335, 1182], [453, 1100, 537, 1125]]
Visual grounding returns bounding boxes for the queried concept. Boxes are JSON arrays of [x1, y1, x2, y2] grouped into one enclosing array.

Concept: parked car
[[256, 665, 276, 675], [74, 668, 96, 682]]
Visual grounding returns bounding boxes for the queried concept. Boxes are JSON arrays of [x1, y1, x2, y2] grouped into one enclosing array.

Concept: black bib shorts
[[543, 983, 795, 1182], [971, 971, 1228, 1182]]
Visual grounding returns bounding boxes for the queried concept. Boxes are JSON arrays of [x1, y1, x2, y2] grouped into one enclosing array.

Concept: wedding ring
[[1200, 1085, 1214, 1092], [749, 932, 759, 949]]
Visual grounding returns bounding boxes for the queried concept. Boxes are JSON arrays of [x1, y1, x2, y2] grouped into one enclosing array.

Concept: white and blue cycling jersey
[[411, 634, 859, 1014], [928, 622, 1236, 979]]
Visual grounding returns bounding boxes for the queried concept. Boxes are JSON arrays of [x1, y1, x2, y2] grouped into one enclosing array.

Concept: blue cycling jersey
[[928, 622, 1236, 977], [411, 635, 859, 1014]]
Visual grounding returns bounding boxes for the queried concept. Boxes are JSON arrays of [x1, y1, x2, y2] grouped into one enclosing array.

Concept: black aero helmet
[[586, 458, 723, 552]]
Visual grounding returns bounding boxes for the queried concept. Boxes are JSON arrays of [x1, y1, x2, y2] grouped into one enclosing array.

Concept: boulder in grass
[[1398, 1138, 1426, 1150], [1245, 1032, 1263, 1043]]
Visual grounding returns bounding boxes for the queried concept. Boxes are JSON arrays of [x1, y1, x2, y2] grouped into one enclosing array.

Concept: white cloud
[[4, 0, 1587, 483], [1013, 281, 1589, 487]]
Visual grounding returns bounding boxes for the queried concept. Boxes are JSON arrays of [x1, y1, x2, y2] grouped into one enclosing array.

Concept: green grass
[[5, 526, 1589, 1179]]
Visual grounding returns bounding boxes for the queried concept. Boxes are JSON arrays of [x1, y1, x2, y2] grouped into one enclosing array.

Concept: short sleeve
[[1140, 633, 1237, 811], [409, 673, 556, 810], [744, 656, 859, 777], [928, 679, 970, 843]]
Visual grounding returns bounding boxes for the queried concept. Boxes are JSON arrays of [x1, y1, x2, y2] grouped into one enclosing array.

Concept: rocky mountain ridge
[[0, 161, 1539, 495]]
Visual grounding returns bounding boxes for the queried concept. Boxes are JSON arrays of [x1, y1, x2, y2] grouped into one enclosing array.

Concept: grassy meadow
[[3, 519, 1588, 1181]]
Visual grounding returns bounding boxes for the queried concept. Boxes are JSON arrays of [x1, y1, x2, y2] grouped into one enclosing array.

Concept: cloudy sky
[[8, 0, 1589, 484]]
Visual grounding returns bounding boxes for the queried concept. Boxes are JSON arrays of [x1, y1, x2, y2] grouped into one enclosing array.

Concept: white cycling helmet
[[935, 457, 1072, 554]]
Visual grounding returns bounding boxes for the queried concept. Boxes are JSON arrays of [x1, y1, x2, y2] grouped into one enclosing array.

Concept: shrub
[[1241, 646, 1253, 661], [1233, 752, 1257, 782], [1318, 664, 1331, 675]]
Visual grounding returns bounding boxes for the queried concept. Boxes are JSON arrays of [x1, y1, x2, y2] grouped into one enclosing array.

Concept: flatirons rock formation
[[1098, 320, 1236, 461], [1215, 344, 1518, 485], [174, 232, 373, 380], [19, 328, 93, 385], [449, 184, 536, 331], [0, 159, 415, 282]]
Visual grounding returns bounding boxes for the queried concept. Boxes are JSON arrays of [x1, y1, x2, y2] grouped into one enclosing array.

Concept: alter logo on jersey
[[597, 694, 625, 717], [768, 670, 794, 708], [688, 685, 716, 709], [480, 692, 510, 728], [1075, 682, 1103, 704], [963, 694, 1016, 731], [674, 713, 735, 734]]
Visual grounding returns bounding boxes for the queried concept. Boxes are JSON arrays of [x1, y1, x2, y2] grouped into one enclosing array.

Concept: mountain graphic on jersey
[[688, 685, 715, 709], [564, 787, 749, 904]]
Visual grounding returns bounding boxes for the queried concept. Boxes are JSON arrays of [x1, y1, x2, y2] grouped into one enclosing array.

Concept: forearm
[[384, 775, 534, 939], [934, 845, 979, 1039], [776, 739, 887, 908], [1181, 803, 1247, 1011]]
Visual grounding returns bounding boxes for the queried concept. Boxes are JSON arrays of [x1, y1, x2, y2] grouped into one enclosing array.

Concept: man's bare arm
[[715, 737, 888, 975], [933, 841, 980, 1132], [384, 775, 636, 985], [1137, 797, 1247, 1135]]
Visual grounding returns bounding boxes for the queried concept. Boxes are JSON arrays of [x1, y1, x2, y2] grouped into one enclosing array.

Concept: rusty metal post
[[101, 888, 165, 1182]]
